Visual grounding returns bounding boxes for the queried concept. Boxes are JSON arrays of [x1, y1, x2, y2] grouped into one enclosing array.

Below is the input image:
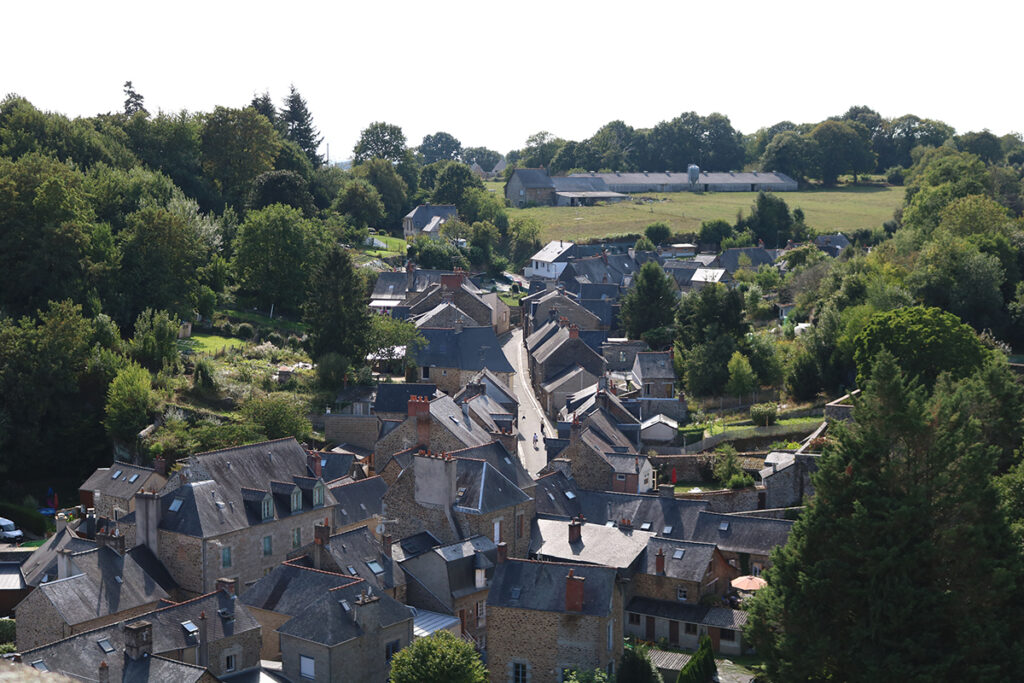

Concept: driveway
[[500, 328, 552, 476]]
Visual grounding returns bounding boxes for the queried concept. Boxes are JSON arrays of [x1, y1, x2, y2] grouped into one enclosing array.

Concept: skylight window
[[663, 526, 673, 535], [640, 522, 652, 531], [181, 620, 199, 637], [673, 549, 685, 560], [719, 522, 730, 531], [605, 521, 616, 527], [564, 491, 576, 500], [169, 498, 184, 512], [128, 473, 139, 483], [112, 470, 123, 479], [347, 566, 358, 575], [510, 586, 521, 599], [367, 560, 384, 575], [340, 599, 351, 612], [98, 638, 115, 653], [31, 661, 48, 672]]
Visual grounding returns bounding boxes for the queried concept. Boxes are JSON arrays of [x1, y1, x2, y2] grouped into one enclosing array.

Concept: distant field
[[497, 184, 904, 243]]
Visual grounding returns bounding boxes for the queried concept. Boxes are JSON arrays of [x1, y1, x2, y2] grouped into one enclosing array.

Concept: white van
[[0, 517, 23, 542]]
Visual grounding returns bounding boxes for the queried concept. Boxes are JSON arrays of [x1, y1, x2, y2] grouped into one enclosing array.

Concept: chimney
[[558, 316, 568, 328], [56, 512, 68, 534], [153, 455, 167, 477], [96, 528, 126, 556], [382, 534, 393, 558], [462, 399, 470, 421], [98, 661, 109, 683], [655, 547, 666, 575], [565, 569, 585, 612], [124, 621, 152, 660], [568, 324, 579, 339], [307, 452, 322, 478], [216, 577, 238, 596], [198, 611, 209, 668], [406, 262, 416, 292], [454, 318, 463, 334], [620, 518, 633, 529], [134, 491, 161, 557], [56, 548, 76, 580], [441, 271, 466, 291], [474, 551, 487, 589], [568, 516, 583, 544], [660, 483, 675, 498], [413, 450, 457, 509], [410, 395, 431, 448], [314, 519, 331, 546], [496, 542, 507, 564], [570, 414, 582, 443]]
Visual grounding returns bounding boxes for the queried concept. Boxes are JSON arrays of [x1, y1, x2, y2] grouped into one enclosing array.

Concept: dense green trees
[[280, 85, 322, 166], [388, 631, 487, 683], [303, 244, 371, 362], [201, 106, 281, 208], [747, 352, 1024, 681], [620, 261, 677, 344], [104, 362, 154, 442], [419, 132, 463, 165]]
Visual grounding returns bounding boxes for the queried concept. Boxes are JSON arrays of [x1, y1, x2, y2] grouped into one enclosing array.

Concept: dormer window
[[261, 495, 274, 520], [291, 489, 302, 512], [313, 483, 325, 507]]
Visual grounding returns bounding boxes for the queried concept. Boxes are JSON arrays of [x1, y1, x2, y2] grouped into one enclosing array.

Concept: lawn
[[183, 334, 246, 355], [506, 185, 904, 243], [219, 308, 308, 334]]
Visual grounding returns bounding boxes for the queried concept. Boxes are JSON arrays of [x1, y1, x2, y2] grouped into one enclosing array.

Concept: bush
[[750, 402, 778, 426], [886, 166, 905, 186], [676, 634, 716, 683], [286, 334, 303, 350], [193, 358, 219, 394], [265, 331, 284, 348], [0, 617, 15, 643], [0, 502, 47, 537], [236, 322, 255, 339], [726, 472, 755, 489]]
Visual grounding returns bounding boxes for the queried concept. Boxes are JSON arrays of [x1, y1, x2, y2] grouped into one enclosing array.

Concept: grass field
[[184, 334, 246, 354], [489, 181, 904, 243]]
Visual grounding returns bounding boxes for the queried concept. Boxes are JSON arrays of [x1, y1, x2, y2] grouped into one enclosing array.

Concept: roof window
[[367, 560, 384, 575], [719, 521, 730, 532], [673, 549, 685, 560], [112, 470, 123, 479], [510, 586, 521, 599], [663, 526, 673, 535], [128, 473, 139, 483], [169, 498, 184, 512], [181, 620, 199, 637], [98, 638, 115, 653], [640, 522, 652, 531]]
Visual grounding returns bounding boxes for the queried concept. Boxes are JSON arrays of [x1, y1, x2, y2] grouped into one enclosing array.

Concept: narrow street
[[500, 328, 552, 476]]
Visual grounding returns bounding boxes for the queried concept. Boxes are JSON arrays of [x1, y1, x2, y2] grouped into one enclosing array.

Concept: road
[[500, 328, 552, 476]]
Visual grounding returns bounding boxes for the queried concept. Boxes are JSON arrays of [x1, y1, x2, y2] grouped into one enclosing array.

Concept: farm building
[[568, 170, 798, 193], [505, 168, 627, 207]]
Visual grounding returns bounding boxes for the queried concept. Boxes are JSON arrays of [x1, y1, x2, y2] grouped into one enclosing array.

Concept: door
[[459, 609, 467, 634], [669, 620, 679, 646], [645, 616, 655, 642], [709, 626, 720, 652]]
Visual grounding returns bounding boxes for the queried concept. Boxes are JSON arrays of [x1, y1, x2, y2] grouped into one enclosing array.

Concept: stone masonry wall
[[324, 415, 380, 450]]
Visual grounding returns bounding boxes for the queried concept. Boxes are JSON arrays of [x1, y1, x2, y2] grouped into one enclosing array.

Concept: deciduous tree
[[388, 631, 487, 683]]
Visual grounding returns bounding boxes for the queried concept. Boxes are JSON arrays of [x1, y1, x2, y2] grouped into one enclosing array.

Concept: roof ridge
[[140, 589, 221, 613], [191, 436, 297, 458], [281, 558, 364, 580], [327, 577, 367, 592], [329, 475, 382, 488]]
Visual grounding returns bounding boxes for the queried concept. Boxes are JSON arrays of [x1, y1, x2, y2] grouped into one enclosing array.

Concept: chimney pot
[[569, 517, 583, 544], [656, 547, 666, 575], [216, 577, 238, 596], [565, 570, 585, 612], [153, 455, 167, 476], [496, 542, 508, 563]]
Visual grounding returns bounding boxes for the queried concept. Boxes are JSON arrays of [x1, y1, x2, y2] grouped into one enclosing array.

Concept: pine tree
[[303, 244, 370, 361], [620, 261, 677, 343], [746, 351, 1024, 681], [123, 81, 147, 116], [281, 85, 322, 167], [250, 91, 277, 126]]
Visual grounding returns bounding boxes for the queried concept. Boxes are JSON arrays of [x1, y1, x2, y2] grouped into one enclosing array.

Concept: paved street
[[500, 328, 552, 476]]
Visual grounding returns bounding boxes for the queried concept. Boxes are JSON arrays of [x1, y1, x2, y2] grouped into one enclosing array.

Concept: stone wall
[[324, 415, 380, 450], [246, 605, 292, 660], [15, 589, 159, 651], [676, 487, 760, 513]]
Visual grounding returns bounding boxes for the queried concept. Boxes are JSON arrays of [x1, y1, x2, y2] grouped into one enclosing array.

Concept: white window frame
[[292, 527, 302, 548], [262, 496, 274, 520], [291, 489, 302, 512], [225, 653, 237, 672]]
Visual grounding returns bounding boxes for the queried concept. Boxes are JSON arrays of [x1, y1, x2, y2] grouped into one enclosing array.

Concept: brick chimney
[[98, 661, 109, 683], [409, 395, 431, 448], [124, 621, 152, 660], [216, 577, 238, 596], [568, 324, 579, 339], [655, 547, 666, 575], [152, 456, 167, 477], [307, 452, 322, 478], [568, 516, 582, 544], [565, 569, 585, 612], [496, 542, 507, 564], [558, 316, 568, 328], [441, 270, 466, 291], [382, 534, 393, 558], [314, 519, 331, 546], [406, 262, 416, 292], [96, 528, 126, 556], [570, 414, 582, 444]]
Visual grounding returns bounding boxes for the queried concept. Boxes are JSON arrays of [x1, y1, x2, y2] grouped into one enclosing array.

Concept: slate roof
[[444, 442, 533, 494], [570, 170, 796, 189], [633, 352, 675, 382], [320, 527, 396, 591], [814, 233, 851, 257], [459, 368, 518, 409], [412, 301, 476, 329], [643, 538, 718, 581], [511, 168, 557, 190], [373, 383, 438, 415], [391, 531, 443, 563], [405, 204, 457, 230], [531, 517, 652, 568], [79, 462, 165, 501], [453, 458, 531, 514], [560, 254, 637, 289], [399, 535, 497, 608], [430, 395, 499, 449], [688, 511, 793, 556], [275, 579, 412, 646], [533, 328, 603, 368], [21, 525, 97, 586], [534, 472, 709, 540], [415, 326, 514, 374], [578, 283, 621, 301], [240, 561, 358, 615], [525, 319, 561, 353], [626, 596, 748, 630], [128, 589, 261, 654], [329, 476, 387, 529], [488, 559, 616, 616], [541, 365, 598, 394], [716, 247, 775, 273], [317, 450, 356, 483]]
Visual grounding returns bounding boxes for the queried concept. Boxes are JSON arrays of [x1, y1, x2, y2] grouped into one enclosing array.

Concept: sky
[[4, 0, 1022, 163]]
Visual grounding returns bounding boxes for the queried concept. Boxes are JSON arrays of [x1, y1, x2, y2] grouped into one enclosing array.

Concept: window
[[313, 485, 324, 507], [262, 496, 274, 520], [685, 622, 697, 635], [720, 629, 736, 642], [31, 661, 49, 672], [512, 662, 528, 683], [300, 655, 315, 679], [628, 613, 640, 625], [262, 535, 272, 556], [493, 519, 503, 544], [112, 470, 123, 479], [385, 639, 401, 662], [367, 560, 385, 575], [677, 587, 688, 601], [292, 528, 302, 549], [516, 514, 524, 539], [128, 473, 139, 483], [225, 654, 237, 672], [752, 563, 763, 576], [347, 565, 358, 575], [97, 638, 114, 654], [181, 620, 199, 637], [169, 498, 184, 512], [221, 547, 232, 569], [422, 366, 430, 379], [663, 525, 673, 535], [476, 600, 486, 627], [673, 548, 684, 560], [291, 489, 302, 512], [616, 474, 626, 481]]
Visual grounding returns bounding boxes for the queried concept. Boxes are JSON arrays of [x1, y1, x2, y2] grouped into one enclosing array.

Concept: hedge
[[750, 402, 778, 426], [0, 502, 47, 537], [0, 618, 14, 644], [676, 634, 716, 683]]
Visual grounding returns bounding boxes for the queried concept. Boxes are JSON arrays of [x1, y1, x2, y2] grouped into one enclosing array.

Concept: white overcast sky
[[4, 0, 1021, 163]]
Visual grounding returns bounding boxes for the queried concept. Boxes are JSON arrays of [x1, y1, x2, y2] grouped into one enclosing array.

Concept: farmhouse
[[568, 170, 798, 193], [505, 169, 627, 208]]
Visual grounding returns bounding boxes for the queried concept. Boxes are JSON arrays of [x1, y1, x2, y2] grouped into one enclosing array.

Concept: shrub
[[750, 402, 778, 426], [0, 617, 15, 643], [0, 502, 47, 537], [286, 334, 303, 350], [886, 166, 906, 186], [266, 331, 284, 348], [0, 641, 16, 654], [193, 358, 219, 394], [676, 634, 716, 683], [726, 472, 755, 489], [236, 322, 255, 339]]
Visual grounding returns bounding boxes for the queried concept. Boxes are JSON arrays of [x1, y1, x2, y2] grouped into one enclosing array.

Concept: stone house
[[372, 383, 439, 421], [79, 460, 168, 521], [398, 535, 498, 650], [414, 325, 515, 395], [240, 557, 360, 660], [287, 522, 403, 602], [542, 414, 653, 494], [369, 264, 454, 314], [487, 558, 623, 682], [540, 365, 598, 418], [687, 511, 793, 576], [557, 253, 638, 295], [631, 352, 676, 399], [19, 517, 102, 588], [530, 517, 652, 574], [405, 270, 511, 335], [381, 451, 535, 560], [530, 324, 607, 391], [327, 476, 387, 534], [629, 538, 736, 607], [623, 597, 749, 655], [15, 541, 176, 651], [277, 578, 413, 683], [524, 291, 604, 337], [117, 438, 341, 596], [403, 203, 457, 241], [453, 368, 519, 416], [601, 338, 650, 372]]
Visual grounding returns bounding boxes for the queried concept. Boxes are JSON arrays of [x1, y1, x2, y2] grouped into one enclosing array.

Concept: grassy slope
[[494, 183, 904, 243]]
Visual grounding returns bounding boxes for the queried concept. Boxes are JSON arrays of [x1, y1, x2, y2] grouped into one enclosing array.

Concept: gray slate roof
[[643, 538, 718, 581], [626, 596, 748, 630], [488, 559, 616, 616], [716, 247, 775, 273], [240, 561, 358, 615], [405, 204, 457, 229], [399, 535, 497, 608], [321, 526, 397, 592], [531, 518, 652, 568], [329, 476, 387, 529], [454, 458, 531, 514], [21, 525, 97, 586], [443, 442, 533, 494], [373, 383, 438, 415], [275, 579, 412, 646], [128, 589, 261, 654], [688, 511, 793, 557], [633, 352, 675, 382], [415, 326, 514, 374], [79, 462, 165, 500]]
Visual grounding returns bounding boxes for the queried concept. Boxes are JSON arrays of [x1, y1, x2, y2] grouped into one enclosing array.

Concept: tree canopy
[[388, 631, 487, 683]]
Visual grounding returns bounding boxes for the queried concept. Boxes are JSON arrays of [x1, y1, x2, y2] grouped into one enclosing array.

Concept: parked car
[[0, 517, 23, 542]]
